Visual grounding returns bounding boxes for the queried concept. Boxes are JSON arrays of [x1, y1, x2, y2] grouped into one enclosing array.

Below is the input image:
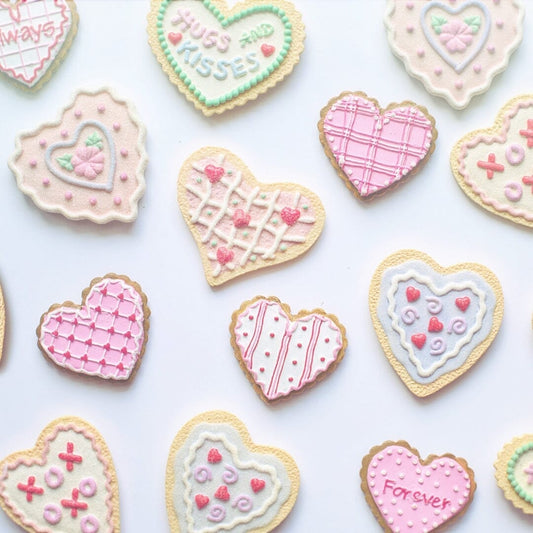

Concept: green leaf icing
[[86, 132, 104, 150], [56, 154, 73, 171], [431, 15, 447, 35], [464, 15, 481, 34]]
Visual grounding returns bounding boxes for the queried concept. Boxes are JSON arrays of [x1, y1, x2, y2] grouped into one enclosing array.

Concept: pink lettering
[[383, 479, 395, 494], [441, 498, 451, 510], [431, 497, 441, 508]]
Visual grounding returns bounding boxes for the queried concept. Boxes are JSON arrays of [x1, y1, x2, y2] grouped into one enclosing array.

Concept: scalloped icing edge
[[9, 87, 148, 224]]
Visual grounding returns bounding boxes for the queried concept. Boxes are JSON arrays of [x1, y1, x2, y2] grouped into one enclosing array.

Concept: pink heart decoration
[[168, 32, 182, 45], [406, 286, 420, 302], [320, 92, 435, 197], [232, 208, 251, 228], [455, 297, 471, 312], [251, 478, 266, 493], [280, 207, 300, 226], [204, 164, 225, 183], [38, 275, 149, 380], [216, 247, 234, 266], [411, 333, 426, 349], [428, 317, 443, 333], [195, 494, 209, 509], [261, 44, 275, 57]]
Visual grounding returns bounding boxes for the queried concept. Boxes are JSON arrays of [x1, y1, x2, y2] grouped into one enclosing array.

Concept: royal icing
[[507, 442, 533, 505], [38, 275, 149, 380], [385, 0, 524, 109], [178, 147, 325, 286], [0, 418, 119, 532], [0, 0, 78, 90], [319, 92, 435, 198], [10, 88, 148, 223], [232, 297, 345, 401], [147, 0, 304, 115], [452, 95, 533, 228]]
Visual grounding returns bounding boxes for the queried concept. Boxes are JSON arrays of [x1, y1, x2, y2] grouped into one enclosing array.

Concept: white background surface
[[0, 0, 533, 531]]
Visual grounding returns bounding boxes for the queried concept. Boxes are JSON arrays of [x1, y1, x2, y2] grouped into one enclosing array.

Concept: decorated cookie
[[369, 249, 503, 397], [384, 0, 524, 109], [361, 441, 476, 532], [166, 410, 299, 532], [37, 274, 150, 381], [178, 147, 325, 286], [318, 91, 437, 199], [230, 296, 347, 402], [10, 88, 148, 223], [495, 434, 533, 514], [147, 0, 304, 116], [451, 94, 533, 228], [0, 0, 78, 91], [0, 416, 120, 532]]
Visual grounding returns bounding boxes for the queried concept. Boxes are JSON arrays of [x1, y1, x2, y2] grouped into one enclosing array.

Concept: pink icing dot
[[114, 197, 122, 206], [120, 173, 128, 181], [39, 139, 46, 147], [90, 198, 97, 206], [434, 67, 442, 76], [120, 149, 128, 157], [75, 110, 82, 118], [30, 160, 37, 168], [473, 64, 482, 73], [43, 504, 62, 525], [113, 123, 121, 131], [406, 1, 414, 8], [455, 80, 464, 90], [79, 477, 97, 497], [406, 24, 414, 33], [97, 104, 105, 112], [496, 20, 503, 28], [61, 130, 68, 138], [42, 178, 50, 186], [417, 49, 425, 58], [65, 191, 73, 200], [487, 44, 495, 53]]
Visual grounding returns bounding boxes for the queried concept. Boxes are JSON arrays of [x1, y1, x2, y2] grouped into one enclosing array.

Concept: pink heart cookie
[[385, 0, 524, 109], [0, 0, 78, 90], [319, 92, 436, 199], [37, 274, 150, 381], [361, 441, 476, 533], [451, 94, 533, 228], [230, 296, 347, 402], [10, 88, 148, 223], [178, 147, 325, 286], [0, 416, 120, 532]]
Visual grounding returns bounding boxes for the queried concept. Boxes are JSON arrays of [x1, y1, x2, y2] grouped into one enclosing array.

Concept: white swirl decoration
[[425, 296, 442, 315], [193, 465, 213, 483], [222, 464, 239, 484], [401, 306, 419, 325], [232, 494, 254, 512], [207, 505, 226, 523], [448, 317, 467, 335], [429, 338, 446, 356]]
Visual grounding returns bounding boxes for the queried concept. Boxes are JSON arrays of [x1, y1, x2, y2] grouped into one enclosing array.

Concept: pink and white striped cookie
[[230, 296, 347, 402]]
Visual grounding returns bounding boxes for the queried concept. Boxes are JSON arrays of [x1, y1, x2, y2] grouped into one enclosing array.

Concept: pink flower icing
[[439, 21, 473, 53], [71, 146, 105, 179]]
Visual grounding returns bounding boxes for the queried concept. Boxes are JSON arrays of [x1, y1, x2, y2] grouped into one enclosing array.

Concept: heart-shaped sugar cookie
[[0, 0, 78, 91], [369, 249, 503, 397], [319, 91, 436, 199], [37, 274, 150, 381], [147, 0, 305, 116], [178, 147, 325, 286], [361, 441, 476, 532], [166, 410, 299, 532], [0, 417, 120, 533], [230, 296, 347, 402], [451, 94, 533, 228]]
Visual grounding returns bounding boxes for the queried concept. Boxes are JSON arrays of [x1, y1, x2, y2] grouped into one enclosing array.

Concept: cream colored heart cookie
[[177, 147, 325, 286], [166, 410, 299, 532], [0, 416, 120, 532], [147, 0, 305, 116]]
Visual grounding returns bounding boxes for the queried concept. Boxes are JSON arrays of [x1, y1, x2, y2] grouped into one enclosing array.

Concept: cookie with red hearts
[[230, 296, 347, 402], [10, 87, 148, 223], [166, 410, 299, 532], [177, 147, 325, 286], [147, 0, 305, 116], [318, 91, 437, 199], [369, 249, 503, 397], [0, 0, 79, 91], [451, 94, 533, 228], [361, 440, 476, 532], [37, 273, 150, 381], [385, 0, 524, 109], [0, 416, 120, 532]]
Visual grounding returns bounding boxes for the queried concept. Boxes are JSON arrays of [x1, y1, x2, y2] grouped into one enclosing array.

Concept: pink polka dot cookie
[[230, 296, 347, 402], [9, 88, 148, 223], [361, 441, 476, 533], [37, 274, 150, 381], [177, 147, 325, 286], [166, 410, 299, 532], [385, 0, 524, 109], [318, 91, 437, 199], [0, 0, 78, 91], [0, 416, 120, 532]]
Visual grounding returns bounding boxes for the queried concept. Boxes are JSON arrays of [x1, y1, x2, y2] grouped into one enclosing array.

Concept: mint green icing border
[[156, 0, 293, 107], [507, 442, 533, 504]]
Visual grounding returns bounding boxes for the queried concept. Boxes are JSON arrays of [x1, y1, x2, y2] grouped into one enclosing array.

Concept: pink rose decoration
[[71, 146, 105, 179], [439, 21, 473, 53]]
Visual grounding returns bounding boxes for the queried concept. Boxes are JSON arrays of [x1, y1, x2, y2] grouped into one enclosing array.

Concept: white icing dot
[[445, 470, 450, 477], [383, 509, 389, 515], [425, 470, 431, 477], [399, 473, 405, 479], [418, 478, 424, 484], [381, 469, 387, 476], [378, 499, 383, 505], [433, 522, 439, 528], [387, 449, 393, 456], [453, 486, 459, 493], [397, 509, 403, 516], [434, 509, 440, 516], [408, 521, 413, 528], [370, 472, 376, 478], [434, 481, 440, 488], [396, 458, 402, 465], [391, 498, 397, 505], [422, 517, 428, 524], [411, 504, 417, 510], [370, 481, 375, 487], [398, 449, 403, 455], [374, 490, 379, 496], [431, 464, 437, 470], [372, 462, 378, 468], [416, 468, 421, 474]]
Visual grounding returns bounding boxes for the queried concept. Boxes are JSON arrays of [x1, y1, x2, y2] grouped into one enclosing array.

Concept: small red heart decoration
[[406, 286, 420, 302], [280, 207, 300, 226], [168, 32, 182, 45], [428, 317, 443, 332], [207, 448, 222, 463], [233, 208, 251, 228], [195, 494, 209, 509], [456, 297, 471, 312], [216, 247, 234, 266], [251, 478, 266, 493], [214, 485, 230, 501], [204, 164, 225, 183], [261, 43, 275, 57], [411, 333, 426, 349]]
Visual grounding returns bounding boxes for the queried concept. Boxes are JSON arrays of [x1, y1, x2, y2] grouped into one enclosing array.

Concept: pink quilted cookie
[[37, 274, 150, 381], [361, 441, 476, 532], [10, 88, 148, 223], [319, 92, 436, 199]]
